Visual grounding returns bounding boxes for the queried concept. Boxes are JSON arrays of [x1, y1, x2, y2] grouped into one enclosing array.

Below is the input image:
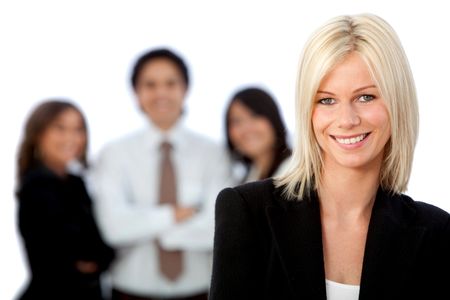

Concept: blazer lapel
[[359, 189, 426, 300], [266, 189, 327, 299]]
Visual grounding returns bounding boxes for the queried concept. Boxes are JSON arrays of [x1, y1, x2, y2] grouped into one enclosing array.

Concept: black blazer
[[210, 179, 450, 300], [17, 166, 115, 300]]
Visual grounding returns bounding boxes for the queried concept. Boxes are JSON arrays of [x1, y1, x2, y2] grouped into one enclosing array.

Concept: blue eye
[[319, 98, 336, 105], [358, 94, 375, 102]]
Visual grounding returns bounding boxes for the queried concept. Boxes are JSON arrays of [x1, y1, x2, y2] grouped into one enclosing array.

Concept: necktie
[[158, 141, 183, 281]]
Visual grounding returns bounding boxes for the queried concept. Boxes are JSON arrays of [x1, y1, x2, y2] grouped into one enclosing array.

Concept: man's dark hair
[[130, 48, 189, 90]]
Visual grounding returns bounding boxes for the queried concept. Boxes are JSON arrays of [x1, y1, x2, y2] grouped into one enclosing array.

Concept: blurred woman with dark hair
[[16, 100, 114, 300], [225, 87, 291, 183]]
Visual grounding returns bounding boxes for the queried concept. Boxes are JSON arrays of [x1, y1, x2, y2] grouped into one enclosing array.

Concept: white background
[[1, 0, 449, 298]]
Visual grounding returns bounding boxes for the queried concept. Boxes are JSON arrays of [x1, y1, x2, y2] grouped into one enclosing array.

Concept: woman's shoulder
[[17, 169, 64, 214], [19, 167, 59, 191], [215, 179, 282, 240], [233, 178, 276, 195], [222, 178, 275, 199], [18, 167, 85, 202], [217, 178, 290, 213], [393, 193, 450, 231]]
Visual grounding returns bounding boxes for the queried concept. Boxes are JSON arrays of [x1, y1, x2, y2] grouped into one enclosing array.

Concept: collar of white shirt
[[143, 117, 188, 152]]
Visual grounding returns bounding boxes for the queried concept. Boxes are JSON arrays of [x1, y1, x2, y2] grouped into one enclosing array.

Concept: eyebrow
[[317, 84, 377, 95]]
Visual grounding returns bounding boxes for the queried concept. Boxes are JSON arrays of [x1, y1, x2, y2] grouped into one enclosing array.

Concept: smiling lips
[[332, 133, 370, 145]]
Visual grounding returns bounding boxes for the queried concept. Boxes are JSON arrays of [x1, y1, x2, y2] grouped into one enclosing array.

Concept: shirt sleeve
[[91, 144, 176, 247]]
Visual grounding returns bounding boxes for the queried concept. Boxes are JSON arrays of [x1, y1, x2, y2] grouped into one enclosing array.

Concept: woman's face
[[38, 108, 86, 173], [312, 52, 391, 171], [228, 101, 276, 160]]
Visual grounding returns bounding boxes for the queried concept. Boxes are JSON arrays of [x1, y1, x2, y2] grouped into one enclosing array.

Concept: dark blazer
[[210, 179, 450, 300], [17, 166, 115, 300]]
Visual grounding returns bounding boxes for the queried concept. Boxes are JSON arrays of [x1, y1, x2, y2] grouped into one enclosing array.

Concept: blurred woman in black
[[16, 100, 114, 300]]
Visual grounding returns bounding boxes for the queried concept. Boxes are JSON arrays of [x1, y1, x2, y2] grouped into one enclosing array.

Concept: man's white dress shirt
[[92, 120, 231, 297]]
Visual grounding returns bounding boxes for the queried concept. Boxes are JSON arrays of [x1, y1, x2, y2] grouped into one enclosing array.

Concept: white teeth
[[336, 133, 367, 145]]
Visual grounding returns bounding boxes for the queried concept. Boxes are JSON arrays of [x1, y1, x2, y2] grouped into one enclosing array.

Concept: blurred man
[[93, 48, 230, 300]]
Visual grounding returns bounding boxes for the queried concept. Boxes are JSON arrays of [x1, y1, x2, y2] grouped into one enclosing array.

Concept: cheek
[[379, 120, 391, 147], [174, 91, 186, 109], [257, 121, 276, 145], [137, 87, 155, 101], [312, 110, 326, 140], [175, 87, 186, 98], [76, 134, 87, 152], [168, 85, 185, 99], [136, 93, 151, 110], [38, 132, 58, 156], [311, 109, 334, 152], [363, 105, 391, 137], [228, 124, 242, 144]]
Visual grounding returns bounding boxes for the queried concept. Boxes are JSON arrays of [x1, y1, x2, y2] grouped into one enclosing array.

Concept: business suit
[[210, 179, 450, 300], [17, 166, 115, 300]]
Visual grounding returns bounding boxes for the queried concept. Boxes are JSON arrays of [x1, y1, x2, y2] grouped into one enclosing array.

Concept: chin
[[59, 156, 77, 165], [332, 155, 375, 170]]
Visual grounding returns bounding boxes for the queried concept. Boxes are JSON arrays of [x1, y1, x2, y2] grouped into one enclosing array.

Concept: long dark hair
[[17, 100, 88, 183], [225, 87, 291, 180]]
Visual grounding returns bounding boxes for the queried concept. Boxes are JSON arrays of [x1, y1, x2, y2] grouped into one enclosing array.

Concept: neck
[[152, 116, 181, 133], [156, 123, 175, 132], [318, 158, 381, 222], [252, 150, 274, 178], [42, 160, 67, 178]]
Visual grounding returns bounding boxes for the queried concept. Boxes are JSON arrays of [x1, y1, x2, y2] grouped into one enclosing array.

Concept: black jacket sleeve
[[18, 177, 80, 282], [70, 176, 115, 272], [209, 187, 265, 300]]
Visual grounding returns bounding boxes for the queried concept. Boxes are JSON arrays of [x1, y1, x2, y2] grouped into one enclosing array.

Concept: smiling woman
[[17, 102, 89, 180], [280, 14, 419, 199], [225, 87, 292, 183], [210, 14, 450, 300], [312, 52, 391, 171], [15, 100, 114, 300]]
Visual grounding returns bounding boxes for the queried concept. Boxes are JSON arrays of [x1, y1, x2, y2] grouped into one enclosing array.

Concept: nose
[[233, 121, 251, 140], [337, 103, 360, 129], [154, 85, 168, 98], [64, 128, 84, 145]]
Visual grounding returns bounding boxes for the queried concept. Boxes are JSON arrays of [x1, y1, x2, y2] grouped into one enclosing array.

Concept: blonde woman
[[210, 14, 450, 300]]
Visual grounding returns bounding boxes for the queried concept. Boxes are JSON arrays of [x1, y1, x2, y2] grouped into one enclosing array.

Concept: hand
[[174, 206, 196, 223], [75, 260, 99, 274]]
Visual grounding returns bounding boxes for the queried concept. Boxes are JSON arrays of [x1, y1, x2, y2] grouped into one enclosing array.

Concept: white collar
[[143, 117, 187, 151]]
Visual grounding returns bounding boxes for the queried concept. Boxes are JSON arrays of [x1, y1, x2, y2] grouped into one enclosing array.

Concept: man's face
[[134, 58, 187, 131]]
